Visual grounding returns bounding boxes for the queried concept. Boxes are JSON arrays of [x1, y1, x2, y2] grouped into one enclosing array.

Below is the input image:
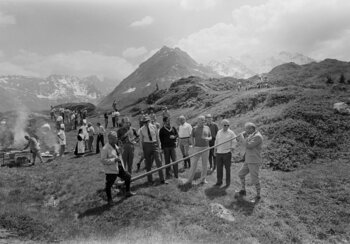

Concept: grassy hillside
[[0, 60, 350, 243]]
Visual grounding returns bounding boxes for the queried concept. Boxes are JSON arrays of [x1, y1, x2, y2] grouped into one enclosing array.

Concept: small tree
[[326, 76, 333, 84], [339, 73, 345, 84]]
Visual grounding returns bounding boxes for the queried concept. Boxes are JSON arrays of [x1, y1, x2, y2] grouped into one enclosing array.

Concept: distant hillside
[[125, 59, 350, 172], [0, 75, 115, 112], [266, 59, 350, 87], [98, 46, 219, 110], [207, 51, 315, 79]]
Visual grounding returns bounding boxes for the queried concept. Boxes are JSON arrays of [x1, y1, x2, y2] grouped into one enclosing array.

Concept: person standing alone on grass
[[57, 124, 66, 157], [214, 119, 236, 187], [111, 110, 117, 128], [184, 115, 211, 185], [178, 115, 192, 170], [96, 122, 105, 154], [159, 116, 179, 179], [101, 131, 135, 205], [236, 122, 263, 202], [117, 117, 139, 174], [104, 112, 109, 129], [206, 114, 219, 172], [23, 135, 44, 165], [139, 115, 167, 185]]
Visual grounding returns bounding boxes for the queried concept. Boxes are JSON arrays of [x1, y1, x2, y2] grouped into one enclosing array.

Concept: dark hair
[[163, 116, 169, 123], [97, 122, 101, 126]]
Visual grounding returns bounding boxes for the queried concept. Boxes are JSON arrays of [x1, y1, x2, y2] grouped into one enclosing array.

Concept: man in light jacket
[[101, 131, 135, 205], [237, 122, 263, 202]]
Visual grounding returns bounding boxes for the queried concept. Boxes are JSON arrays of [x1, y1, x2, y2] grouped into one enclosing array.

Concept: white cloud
[[0, 12, 15, 25], [130, 16, 154, 27], [180, 0, 216, 11], [0, 50, 135, 80], [177, 0, 350, 63], [122, 46, 148, 58]]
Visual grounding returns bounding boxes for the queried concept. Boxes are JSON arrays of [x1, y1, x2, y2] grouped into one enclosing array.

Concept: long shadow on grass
[[77, 198, 127, 219], [226, 196, 259, 216], [204, 186, 227, 200]]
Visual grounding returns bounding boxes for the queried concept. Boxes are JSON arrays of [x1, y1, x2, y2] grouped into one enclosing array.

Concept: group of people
[[23, 103, 263, 205], [99, 106, 263, 204], [50, 106, 88, 131]]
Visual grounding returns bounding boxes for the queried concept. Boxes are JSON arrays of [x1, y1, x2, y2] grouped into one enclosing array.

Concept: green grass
[[0, 82, 350, 243]]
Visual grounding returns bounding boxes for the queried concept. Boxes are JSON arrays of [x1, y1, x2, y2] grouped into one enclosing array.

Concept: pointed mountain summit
[[98, 46, 218, 109]]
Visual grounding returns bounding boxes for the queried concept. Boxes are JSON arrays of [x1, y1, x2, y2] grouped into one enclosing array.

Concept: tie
[[146, 125, 153, 141]]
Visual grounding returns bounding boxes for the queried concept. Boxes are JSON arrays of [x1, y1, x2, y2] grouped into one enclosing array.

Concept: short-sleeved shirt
[[57, 130, 66, 145], [87, 126, 95, 137], [192, 125, 211, 147], [178, 122, 192, 138]]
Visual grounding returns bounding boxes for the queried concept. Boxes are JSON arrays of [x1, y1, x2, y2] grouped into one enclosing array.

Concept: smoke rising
[[12, 105, 29, 147]]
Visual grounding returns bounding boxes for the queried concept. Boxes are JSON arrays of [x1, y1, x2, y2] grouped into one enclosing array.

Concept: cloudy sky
[[0, 0, 350, 80]]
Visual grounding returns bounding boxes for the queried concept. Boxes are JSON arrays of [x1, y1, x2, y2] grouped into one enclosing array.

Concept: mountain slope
[[98, 46, 219, 110]]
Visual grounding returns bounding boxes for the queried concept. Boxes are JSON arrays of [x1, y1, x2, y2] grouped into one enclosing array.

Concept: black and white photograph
[[0, 0, 349, 243]]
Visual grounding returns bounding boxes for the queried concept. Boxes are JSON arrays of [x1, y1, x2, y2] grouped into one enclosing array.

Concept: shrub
[[260, 95, 350, 171], [265, 93, 296, 107]]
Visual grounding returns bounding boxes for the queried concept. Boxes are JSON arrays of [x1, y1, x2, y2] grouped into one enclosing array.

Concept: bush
[[145, 89, 167, 104], [260, 95, 350, 171], [265, 93, 296, 107], [218, 92, 267, 119]]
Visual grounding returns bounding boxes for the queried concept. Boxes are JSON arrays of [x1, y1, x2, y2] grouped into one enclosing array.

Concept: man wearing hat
[[139, 115, 167, 185], [101, 131, 135, 205], [236, 122, 263, 202], [57, 123, 66, 157]]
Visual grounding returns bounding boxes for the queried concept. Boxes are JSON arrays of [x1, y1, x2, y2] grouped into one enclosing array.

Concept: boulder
[[333, 102, 350, 115]]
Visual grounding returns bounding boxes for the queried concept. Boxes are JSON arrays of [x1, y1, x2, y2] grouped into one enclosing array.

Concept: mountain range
[[207, 51, 315, 78], [0, 75, 117, 112], [98, 46, 219, 110]]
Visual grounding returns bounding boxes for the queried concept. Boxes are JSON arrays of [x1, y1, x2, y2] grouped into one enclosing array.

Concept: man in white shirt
[[214, 119, 237, 187], [139, 115, 166, 185], [178, 115, 192, 169], [101, 131, 135, 205], [57, 124, 66, 157]]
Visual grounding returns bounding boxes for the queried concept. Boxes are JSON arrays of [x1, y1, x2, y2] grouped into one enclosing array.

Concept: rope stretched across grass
[[131, 132, 244, 182]]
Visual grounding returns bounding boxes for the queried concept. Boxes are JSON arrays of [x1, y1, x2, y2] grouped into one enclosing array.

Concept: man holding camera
[[101, 131, 135, 205], [236, 122, 263, 202]]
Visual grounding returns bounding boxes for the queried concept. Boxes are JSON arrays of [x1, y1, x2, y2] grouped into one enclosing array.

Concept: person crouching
[[101, 131, 135, 205]]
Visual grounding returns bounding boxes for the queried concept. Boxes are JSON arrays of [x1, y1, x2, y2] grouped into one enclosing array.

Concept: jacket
[[243, 131, 263, 164]]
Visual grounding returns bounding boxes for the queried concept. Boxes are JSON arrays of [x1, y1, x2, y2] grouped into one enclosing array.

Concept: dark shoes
[[125, 191, 136, 198], [250, 195, 261, 203], [214, 182, 222, 187], [160, 180, 168, 185]]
